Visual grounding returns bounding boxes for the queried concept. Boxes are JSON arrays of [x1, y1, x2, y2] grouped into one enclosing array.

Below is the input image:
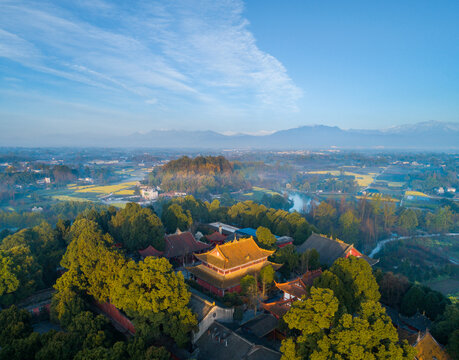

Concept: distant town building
[[187, 237, 281, 297], [140, 186, 158, 200], [296, 233, 378, 267], [446, 187, 456, 193], [436, 187, 445, 194], [36, 177, 51, 185]]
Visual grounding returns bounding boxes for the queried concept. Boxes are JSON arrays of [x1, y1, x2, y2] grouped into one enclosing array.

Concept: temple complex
[[262, 270, 322, 318], [296, 233, 379, 266], [187, 237, 281, 297]]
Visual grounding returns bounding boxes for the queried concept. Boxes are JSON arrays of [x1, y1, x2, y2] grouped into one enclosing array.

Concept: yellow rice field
[[356, 194, 399, 202], [69, 181, 138, 195], [114, 189, 135, 195], [307, 171, 377, 187], [405, 190, 429, 197], [52, 195, 93, 202]]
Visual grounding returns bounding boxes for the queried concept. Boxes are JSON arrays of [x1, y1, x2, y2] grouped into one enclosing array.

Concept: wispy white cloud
[[0, 0, 302, 122]]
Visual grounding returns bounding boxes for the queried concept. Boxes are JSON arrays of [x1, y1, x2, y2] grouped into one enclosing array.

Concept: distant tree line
[[158, 196, 315, 246], [306, 196, 458, 250]]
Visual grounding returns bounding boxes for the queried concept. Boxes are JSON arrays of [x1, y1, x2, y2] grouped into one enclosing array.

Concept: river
[[288, 192, 318, 213], [369, 232, 459, 259]]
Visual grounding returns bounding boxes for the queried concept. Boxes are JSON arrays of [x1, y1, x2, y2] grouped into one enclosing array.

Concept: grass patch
[[52, 195, 93, 202], [109, 202, 127, 209], [405, 190, 429, 197], [252, 186, 281, 196], [425, 278, 459, 298], [72, 181, 138, 194]]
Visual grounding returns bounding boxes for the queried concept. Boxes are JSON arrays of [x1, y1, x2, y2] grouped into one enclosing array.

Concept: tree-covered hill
[[148, 155, 250, 196]]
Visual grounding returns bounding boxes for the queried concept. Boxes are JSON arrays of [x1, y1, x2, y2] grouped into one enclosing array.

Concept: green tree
[[0, 245, 43, 306], [311, 301, 416, 360], [400, 285, 425, 317], [259, 265, 275, 298], [110, 257, 197, 347], [273, 244, 299, 278], [51, 269, 87, 328], [314, 202, 337, 234], [0, 251, 20, 296], [398, 208, 418, 235], [432, 303, 459, 345], [426, 206, 453, 233], [240, 275, 259, 314], [339, 210, 360, 242], [313, 270, 351, 314], [0, 305, 33, 347], [161, 203, 192, 234], [324, 256, 380, 313], [284, 287, 339, 340], [61, 219, 125, 302], [256, 226, 276, 248], [110, 203, 164, 251], [447, 329, 459, 360], [281, 287, 339, 359], [299, 248, 320, 273]]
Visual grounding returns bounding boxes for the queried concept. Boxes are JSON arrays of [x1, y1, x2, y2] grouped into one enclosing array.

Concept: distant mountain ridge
[[1, 121, 457, 150]]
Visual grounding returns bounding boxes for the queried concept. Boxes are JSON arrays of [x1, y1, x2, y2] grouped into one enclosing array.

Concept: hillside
[[148, 155, 249, 196]]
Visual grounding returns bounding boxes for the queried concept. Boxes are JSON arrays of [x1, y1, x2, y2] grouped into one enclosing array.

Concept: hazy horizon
[[1, 0, 458, 140]]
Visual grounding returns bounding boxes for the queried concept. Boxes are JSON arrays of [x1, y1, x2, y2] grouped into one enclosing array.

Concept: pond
[[288, 192, 318, 213]]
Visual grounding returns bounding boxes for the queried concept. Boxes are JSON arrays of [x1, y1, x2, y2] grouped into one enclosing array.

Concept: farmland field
[[307, 170, 377, 187], [70, 181, 138, 195], [405, 190, 429, 197], [52, 195, 94, 202], [425, 278, 459, 298]]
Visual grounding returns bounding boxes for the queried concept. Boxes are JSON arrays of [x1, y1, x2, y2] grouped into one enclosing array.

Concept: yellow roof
[[194, 237, 275, 270], [414, 331, 450, 360]]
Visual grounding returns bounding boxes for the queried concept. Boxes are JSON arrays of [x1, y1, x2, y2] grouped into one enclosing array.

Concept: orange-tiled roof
[[414, 330, 450, 360], [138, 245, 163, 258], [187, 260, 282, 289], [194, 237, 274, 270], [205, 231, 227, 243], [276, 279, 308, 299], [262, 299, 291, 319], [275, 270, 322, 300]]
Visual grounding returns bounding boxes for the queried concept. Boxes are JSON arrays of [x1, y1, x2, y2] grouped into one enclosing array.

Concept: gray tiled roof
[[195, 321, 281, 360]]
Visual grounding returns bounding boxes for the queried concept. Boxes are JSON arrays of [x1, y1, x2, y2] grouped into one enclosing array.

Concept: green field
[[425, 278, 459, 298]]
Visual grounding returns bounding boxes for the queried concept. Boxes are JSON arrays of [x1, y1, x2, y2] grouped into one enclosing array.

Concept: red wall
[[95, 302, 136, 335], [196, 278, 241, 297], [346, 248, 363, 258]]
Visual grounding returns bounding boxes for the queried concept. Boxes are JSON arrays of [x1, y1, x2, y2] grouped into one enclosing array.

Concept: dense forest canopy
[[148, 155, 250, 197]]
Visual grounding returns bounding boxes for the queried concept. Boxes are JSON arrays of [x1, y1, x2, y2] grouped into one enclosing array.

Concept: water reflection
[[288, 192, 319, 213]]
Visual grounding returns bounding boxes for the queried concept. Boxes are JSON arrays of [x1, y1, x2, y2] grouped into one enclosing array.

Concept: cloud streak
[[0, 0, 302, 126]]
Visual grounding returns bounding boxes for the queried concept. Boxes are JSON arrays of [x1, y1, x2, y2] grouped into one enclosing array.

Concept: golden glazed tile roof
[[187, 260, 282, 290], [414, 330, 451, 360], [194, 237, 275, 270]]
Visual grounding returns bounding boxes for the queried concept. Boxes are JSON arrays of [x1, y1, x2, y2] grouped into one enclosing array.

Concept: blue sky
[[0, 0, 458, 138]]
